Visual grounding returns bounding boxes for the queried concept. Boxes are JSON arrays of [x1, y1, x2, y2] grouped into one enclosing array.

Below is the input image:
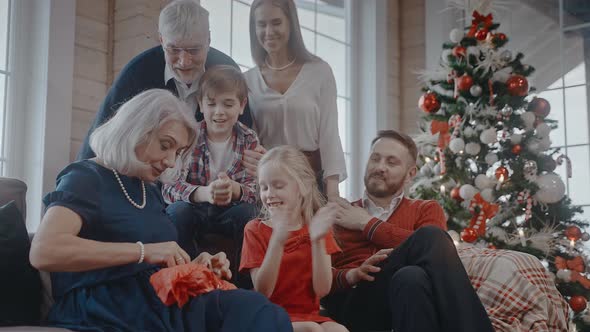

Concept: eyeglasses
[[164, 46, 204, 57]]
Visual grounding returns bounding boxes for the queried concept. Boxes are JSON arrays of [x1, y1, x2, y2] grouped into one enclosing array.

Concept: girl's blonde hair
[[249, 0, 317, 67], [258, 145, 325, 224]]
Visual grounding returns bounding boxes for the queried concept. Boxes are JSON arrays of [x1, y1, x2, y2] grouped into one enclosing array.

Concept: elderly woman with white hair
[[30, 89, 292, 332]]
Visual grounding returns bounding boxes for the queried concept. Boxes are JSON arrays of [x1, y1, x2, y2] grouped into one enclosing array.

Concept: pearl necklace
[[264, 56, 296, 71], [112, 169, 146, 209]]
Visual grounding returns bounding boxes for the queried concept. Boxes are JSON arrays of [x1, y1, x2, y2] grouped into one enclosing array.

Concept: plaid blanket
[[458, 247, 570, 332]]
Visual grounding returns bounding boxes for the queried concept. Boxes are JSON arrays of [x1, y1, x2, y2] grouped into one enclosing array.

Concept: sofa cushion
[[0, 201, 42, 326]]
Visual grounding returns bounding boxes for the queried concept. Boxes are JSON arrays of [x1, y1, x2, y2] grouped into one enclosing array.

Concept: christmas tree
[[410, 2, 590, 330]]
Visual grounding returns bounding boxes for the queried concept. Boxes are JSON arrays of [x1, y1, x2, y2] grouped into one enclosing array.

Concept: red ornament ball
[[495, 33, 507, 42], [511, 144, 522, 155], [452, 45, 466, 58], [569, 295, 587, 313], [475, 30, 488, 41], [419, 93, 441, 113], [528, 97, 551, 118], [461, 228, 479, 243], [495, 166, 509, 180], [457, 74, 474, 92], [450, 187, 463, 201], [506, 75, 529, 96], [565, 225, 583, 241]]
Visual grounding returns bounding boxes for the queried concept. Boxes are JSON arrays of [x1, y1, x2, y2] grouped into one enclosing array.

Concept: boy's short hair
[[196, 65, 248, 103], [371, 130, 418, 164]]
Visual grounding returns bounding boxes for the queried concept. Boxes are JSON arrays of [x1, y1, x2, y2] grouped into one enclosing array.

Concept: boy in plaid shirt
[[163, 65, 259, 286]]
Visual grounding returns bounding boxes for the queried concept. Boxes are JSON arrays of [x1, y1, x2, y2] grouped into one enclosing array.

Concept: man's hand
[[334, 198, 374, 231], [243, 145, 267, 177], [345, 248, 393, 285], [193, 251, 232, 280], [309, 202, 342, 242]]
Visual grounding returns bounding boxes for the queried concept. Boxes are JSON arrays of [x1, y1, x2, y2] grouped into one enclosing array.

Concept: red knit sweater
[[331, 197, 447, 290]]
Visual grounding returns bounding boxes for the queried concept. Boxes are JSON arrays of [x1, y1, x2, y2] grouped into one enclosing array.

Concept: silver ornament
[[470, 85, 483, 97], [523, 160, 538, 181], [582, 232, 590, 242], [501, 50, 512, 62], [502, 105, 513, 116]]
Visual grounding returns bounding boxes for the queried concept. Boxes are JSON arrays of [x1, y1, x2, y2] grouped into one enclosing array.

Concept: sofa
[[0, 177, 71, 331]]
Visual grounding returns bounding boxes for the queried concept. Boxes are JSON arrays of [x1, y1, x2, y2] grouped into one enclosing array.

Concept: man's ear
[[404, 165, 418, 185]]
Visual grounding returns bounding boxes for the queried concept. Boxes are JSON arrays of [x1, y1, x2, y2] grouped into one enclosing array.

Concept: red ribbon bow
[[468, 11, 494, 37], [555, 256, 586, 273], [431, 120, 451, 149], [468, 193, 499, 236]]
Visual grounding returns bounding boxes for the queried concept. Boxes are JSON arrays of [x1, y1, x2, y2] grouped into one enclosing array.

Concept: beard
[[364, 172, 403, 198]]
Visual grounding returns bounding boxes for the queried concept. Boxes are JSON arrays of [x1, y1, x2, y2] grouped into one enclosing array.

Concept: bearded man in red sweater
[[322, 130, 493, 332]]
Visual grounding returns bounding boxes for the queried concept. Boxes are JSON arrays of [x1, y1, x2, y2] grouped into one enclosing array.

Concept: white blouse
[[244, 59, 347, 181]]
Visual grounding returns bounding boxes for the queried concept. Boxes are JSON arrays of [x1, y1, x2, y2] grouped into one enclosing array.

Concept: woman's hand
[[309, 202, 342, 242], [242, 145, 267, 176], [143, 242, 191, 267], [194, 251, 232, 280], [345, 248, 393, 285]]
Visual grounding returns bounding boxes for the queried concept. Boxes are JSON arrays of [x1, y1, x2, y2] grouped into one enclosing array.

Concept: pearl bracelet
[[136, 241, 145, 264]]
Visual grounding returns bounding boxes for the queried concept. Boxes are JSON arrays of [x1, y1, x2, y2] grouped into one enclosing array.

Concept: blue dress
[[43, 160, 292, 332]]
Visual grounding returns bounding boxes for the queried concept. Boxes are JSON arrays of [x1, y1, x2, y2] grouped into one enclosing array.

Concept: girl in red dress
[[240, 146, 349, 332]]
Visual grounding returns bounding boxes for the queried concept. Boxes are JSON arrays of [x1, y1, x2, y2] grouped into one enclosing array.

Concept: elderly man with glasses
[[77, 0, 252, 160]]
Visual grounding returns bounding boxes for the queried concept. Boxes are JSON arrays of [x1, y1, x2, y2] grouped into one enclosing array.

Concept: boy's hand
[[210, 173, 233, 206], [309, 202, 342, 242], [243, 145, 267, 177]]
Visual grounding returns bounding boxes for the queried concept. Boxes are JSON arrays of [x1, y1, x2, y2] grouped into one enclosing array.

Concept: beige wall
[[387, 0, 426, 135], [71, 0, 109, 161]]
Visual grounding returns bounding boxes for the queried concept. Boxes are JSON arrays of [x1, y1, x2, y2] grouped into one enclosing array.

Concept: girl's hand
[[194, 251, 232, 280], [143, 242, 191, 267], [309, 202, 342, 242], [269, 208, 292, 245]]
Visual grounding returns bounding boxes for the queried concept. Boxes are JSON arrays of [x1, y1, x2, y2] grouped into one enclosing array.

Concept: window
[[201, 0, 353, 198], [490, 1, 590, 230], [0, 0, 10, 176]]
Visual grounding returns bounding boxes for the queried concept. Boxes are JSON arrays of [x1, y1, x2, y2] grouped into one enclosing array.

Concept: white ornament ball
[[420, 165, 432, 176], [520, 112, 536, 130], [465, 142, 481, 155], [459, 184, 478, 201], [510, 133, 523, 144], [536, 122, 551, 138], [433, 163, 442, 175], [534, 172, 566, 204], [492, 68, 512, 83], [470, 85, 483, 97], [449, 138, 465, 153], [475, 174, 492, 190], [527, 140, 540, 154], [500, 50, 512, 62], [556, 269, 572, 282], [480, 188, 495, 202], [485, 153, 499, 165], [480, 128, 497, 144], [538, 136, 552, 151], [463, 127, 476, 137], [449, 28, 464, 43]]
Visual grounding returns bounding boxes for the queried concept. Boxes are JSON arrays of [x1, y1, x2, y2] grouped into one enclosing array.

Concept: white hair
[[89, 89, 198, 184], [158, 0, 209, 41]]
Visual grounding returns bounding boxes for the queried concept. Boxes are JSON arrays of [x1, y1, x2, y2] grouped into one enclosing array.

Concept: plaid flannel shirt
[[162, 121, 259, 205]]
